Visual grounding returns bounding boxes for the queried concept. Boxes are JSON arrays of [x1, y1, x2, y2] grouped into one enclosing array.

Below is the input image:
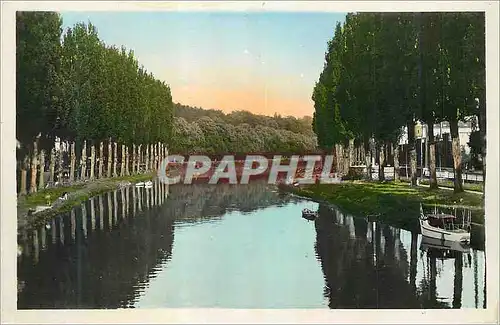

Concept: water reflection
[[17, 181, 300, 309], [17, 181, 486, 309], [18, 182, 172, 309], [314, 204, 486, 309]]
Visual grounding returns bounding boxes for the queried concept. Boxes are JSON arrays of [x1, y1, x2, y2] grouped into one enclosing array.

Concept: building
[[399, 118, 477, 155]]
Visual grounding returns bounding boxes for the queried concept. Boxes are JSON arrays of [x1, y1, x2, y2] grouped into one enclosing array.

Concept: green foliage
[[312, 12, 485, 157], [16, 11, 63, 153], [169, 116, 318, 155], [173, 103, 315, 136], [17, 14, 174, 149]]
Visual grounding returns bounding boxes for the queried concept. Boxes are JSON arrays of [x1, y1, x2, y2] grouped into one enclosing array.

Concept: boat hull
[[420, 235, 471, 254], [419, 219, 471, 243], [302, 213, 317, 221]]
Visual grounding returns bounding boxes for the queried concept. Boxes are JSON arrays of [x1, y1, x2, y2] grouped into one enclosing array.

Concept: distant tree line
[[312, 12, 485, 192], [174, 103, 315, 136], [171, 104, 317, 154]]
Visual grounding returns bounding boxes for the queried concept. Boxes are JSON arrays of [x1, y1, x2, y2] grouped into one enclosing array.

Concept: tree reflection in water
[[314, 204, 419, 308], [18, 182, 174, 309], [17, 180, 299, 309], [313, 203, 478, 309]]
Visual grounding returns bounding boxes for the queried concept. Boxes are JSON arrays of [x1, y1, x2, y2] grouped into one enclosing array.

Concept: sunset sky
[[61, 11, 346, 117]]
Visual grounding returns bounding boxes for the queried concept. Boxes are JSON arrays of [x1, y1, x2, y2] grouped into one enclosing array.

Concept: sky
[[61, 11, 346, 118]]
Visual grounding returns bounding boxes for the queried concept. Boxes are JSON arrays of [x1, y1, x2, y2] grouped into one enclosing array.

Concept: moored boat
[[419, 204, 471, 243], [420, 235, 471, 254], [302, 208, 318, 221]]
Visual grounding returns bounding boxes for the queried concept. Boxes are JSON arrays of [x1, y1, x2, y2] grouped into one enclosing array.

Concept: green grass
[[420, 179, 484, 192], [18, 172, 155, 232], [291, 180, 485, 232], [21, 184, 86, 208], [398, 177, 484, 192]]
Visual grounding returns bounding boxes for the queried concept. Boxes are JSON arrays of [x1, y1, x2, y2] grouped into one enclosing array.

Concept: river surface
[[17, 180, 486, 309]]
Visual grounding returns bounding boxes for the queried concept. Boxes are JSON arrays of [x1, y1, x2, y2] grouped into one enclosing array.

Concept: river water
[[17, 180, 486, 309]]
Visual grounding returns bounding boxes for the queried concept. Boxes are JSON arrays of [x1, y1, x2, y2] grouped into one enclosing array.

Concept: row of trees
[[17, 11, 174, 192], [170, 116, 317, 155], [17, 11, 174, 152], [174, 103, 315, 136], [18, 139, 167, 195], [312, 12, 485, 192]]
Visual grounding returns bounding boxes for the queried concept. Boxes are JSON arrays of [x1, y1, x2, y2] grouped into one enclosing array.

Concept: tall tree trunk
[[150, 144, 154, 171], [336, 144, 342, 175], [107, 139, 112, 178], [98, 141, 104, 179], [49, 147, 55, 185], [56, 145, 63, 184], [147, 144, 151, 171], [138, 144, 142, 173], [125, 146, 130, 176], [158, 143, 161, 169], [153, 143, 157, 171], [70, 142, 76, 183], [427, 121, 438, 189], [29, 139, 39, 194], [133, 144, 137, 174], [160, 143, 164, 166], [144, 144, 147, 172], [156, 143, 160, 170], [342, 142, 349, 176], [90, 143, 95, 181], [335, 144, 342, 176], [378, 143, 385, 181], [407, 122, 417, 186], [364, 140, 372, 180], [38, 149, 45, 190], [113, 142, 118, 178], [360, 144, 365, 167], [120, 144, 125, 177], [148, 144, 154, 171], [393, 143, 400, 182], [347, 138, 354, 174], [450, 119, 464, 193], [20, 155, 29, 195], [80, 140, 87, 181]]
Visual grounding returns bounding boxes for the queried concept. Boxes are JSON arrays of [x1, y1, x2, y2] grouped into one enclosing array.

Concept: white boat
[[419, 204, 471, 243], [420, 235, 471, 254], [144, 180, 153, 187], [135, 182, 145, 187]]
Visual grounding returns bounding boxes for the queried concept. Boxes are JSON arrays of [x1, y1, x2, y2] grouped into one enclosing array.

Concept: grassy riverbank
[[398, 177, 484, 193], [17, 172, 155, 232], [291, 181, 485, 231]]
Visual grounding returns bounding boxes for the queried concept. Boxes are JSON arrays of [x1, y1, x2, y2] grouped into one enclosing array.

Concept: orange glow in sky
[[62, 11, 347, 118]]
